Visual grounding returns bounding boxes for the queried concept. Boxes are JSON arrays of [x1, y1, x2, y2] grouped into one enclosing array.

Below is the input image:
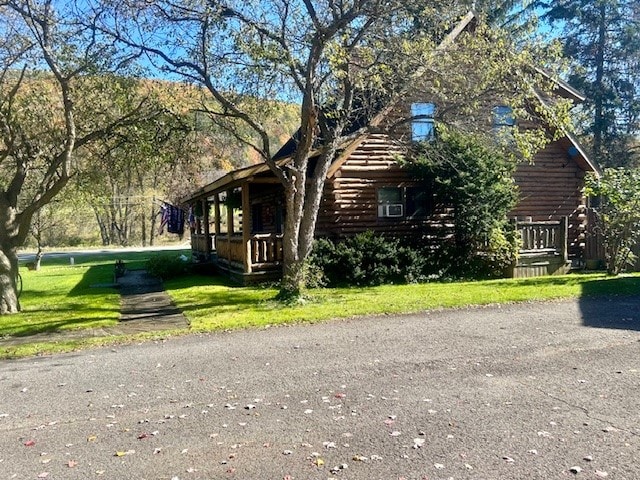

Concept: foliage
[[405, 128, 520, 278], [145, 254, 192, 280], [584, 168, 640, 275], [0, 1, 166, 313], [310, 232, 430, 287], [406, 22, 570, 163], [538, 0, 640, 167]]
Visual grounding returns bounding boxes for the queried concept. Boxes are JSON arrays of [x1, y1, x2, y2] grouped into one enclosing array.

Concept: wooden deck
[[511, 218, 571, 278]]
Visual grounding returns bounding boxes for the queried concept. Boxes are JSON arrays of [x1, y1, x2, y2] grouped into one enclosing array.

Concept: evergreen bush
[[405, 128, 520, 279], [145, 254, 192, 280], [310, 232, 429, 287]]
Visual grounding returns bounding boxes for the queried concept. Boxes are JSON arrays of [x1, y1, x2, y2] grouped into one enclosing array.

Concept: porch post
[[226, 189, 234, 264], [213, 194, 221, 235], [226, 189, 234, 235], [560, 216, 569, 263], [242, 183, 252, 273], [202, 198, 211, 260]]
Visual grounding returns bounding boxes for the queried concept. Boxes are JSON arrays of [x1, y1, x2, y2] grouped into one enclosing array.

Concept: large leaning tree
[[94, 0, 571, 299], [0, 0, 162, 314]]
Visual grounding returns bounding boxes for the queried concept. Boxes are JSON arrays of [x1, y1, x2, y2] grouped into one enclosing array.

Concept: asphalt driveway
[[1, 295, 639, 479]]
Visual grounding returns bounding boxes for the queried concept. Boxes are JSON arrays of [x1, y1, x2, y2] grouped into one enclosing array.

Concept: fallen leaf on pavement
[[114, 450, 135, 457]]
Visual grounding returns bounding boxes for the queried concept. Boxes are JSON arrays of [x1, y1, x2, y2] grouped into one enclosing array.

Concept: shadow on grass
[[165, 274, 279, 313], [67, 264, 117, 296], [580, 275, 640, 331], [6, 310, 118, 338], [0, 265, 121, 339]]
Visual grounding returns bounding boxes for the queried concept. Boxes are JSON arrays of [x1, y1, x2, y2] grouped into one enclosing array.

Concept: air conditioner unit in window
[[379, 203, 404, 218]]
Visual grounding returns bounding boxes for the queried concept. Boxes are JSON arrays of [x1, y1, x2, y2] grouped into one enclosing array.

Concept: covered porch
[[186, 164, 286, 284]]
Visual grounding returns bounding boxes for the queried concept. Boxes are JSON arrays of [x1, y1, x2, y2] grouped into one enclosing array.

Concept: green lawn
[[3, 263, 120, 338], [165, 272, 640, 331], [2, 249, 640, 359]]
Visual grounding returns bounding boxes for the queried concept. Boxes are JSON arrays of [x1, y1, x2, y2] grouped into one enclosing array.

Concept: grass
[[3, 264, 120, 337], [0, 249, 191, 358], [165, 272, 640, 332], [2, 248, 640, 359]]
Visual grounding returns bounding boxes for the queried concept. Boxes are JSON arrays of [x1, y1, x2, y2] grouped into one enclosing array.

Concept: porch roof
[[182, 161, 273, 204]]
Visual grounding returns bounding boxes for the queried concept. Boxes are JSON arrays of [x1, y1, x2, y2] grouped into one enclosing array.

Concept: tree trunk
[[34, 247, 43, 271], [278, 180, 306, 300], [0, 243, 21, 314], [150, 203, 157, 246], [93, 208, 110, 245], [141, 210, 147, 247], [278, 148, 336, 300]]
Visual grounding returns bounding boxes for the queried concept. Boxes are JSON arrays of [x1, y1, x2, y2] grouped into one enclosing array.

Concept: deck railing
[[250, 233, 284, 267], [516, 217, 568, 260], [191, 233, 214, 258], [213, 233, 284, 271], [215, 235, 245, 265]]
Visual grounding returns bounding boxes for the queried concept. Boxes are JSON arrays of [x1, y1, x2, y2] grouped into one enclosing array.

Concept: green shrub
[[404, 128, 520, 279], [310, 232, 430, 287], [145, 254, 192, 280], [585, 168, 640, 275]]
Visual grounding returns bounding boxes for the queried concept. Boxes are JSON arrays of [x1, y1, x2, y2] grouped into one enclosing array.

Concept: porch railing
[[191, 233, 214, 257], [250, 233, 284, 267], [214, 233, 284, 271], [215, 235, 245, 265], [516, 217, 568, 260]]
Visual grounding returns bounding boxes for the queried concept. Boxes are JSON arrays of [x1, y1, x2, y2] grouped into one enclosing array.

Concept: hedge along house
[[183, 11, 602, 283]]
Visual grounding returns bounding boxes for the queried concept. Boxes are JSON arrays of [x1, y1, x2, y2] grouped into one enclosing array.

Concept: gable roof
[[183, 11, 599, 203]]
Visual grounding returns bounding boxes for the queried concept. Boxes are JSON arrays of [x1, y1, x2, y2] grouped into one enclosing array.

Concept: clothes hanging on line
[[158, 203, 185, 236]]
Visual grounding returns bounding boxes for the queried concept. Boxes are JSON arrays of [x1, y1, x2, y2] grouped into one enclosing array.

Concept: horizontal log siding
[[316, 134, 450, 240], [511, 140, 587, 257], [319, 134, 589, 261]]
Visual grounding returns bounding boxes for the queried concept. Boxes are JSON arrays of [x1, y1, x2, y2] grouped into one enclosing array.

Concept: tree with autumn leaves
[[0, 0, 582, 311], [0, 1, 175, 313], [93, 0, 574, 300]]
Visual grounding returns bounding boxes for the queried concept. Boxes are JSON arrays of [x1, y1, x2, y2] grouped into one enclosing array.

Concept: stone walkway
[[114, 269, 189, 334], [0, 269, 189, 347]]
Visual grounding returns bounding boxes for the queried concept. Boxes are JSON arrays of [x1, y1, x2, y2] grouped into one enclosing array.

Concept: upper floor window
[[492, 105, 515, 129], [411, 102, 436, 142]]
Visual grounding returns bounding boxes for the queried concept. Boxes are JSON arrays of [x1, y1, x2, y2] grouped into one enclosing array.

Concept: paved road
[[1, 296, 639, 480], [17, 245, 190, 263]]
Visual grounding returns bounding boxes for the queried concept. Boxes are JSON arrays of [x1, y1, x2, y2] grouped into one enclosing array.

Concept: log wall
[[316, 134, 451, 241], [512, 140, 587, 258], [317, 133, 590, 263]]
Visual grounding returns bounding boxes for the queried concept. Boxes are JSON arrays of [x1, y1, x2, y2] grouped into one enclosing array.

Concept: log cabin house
[[183, 12, 602, 284]]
